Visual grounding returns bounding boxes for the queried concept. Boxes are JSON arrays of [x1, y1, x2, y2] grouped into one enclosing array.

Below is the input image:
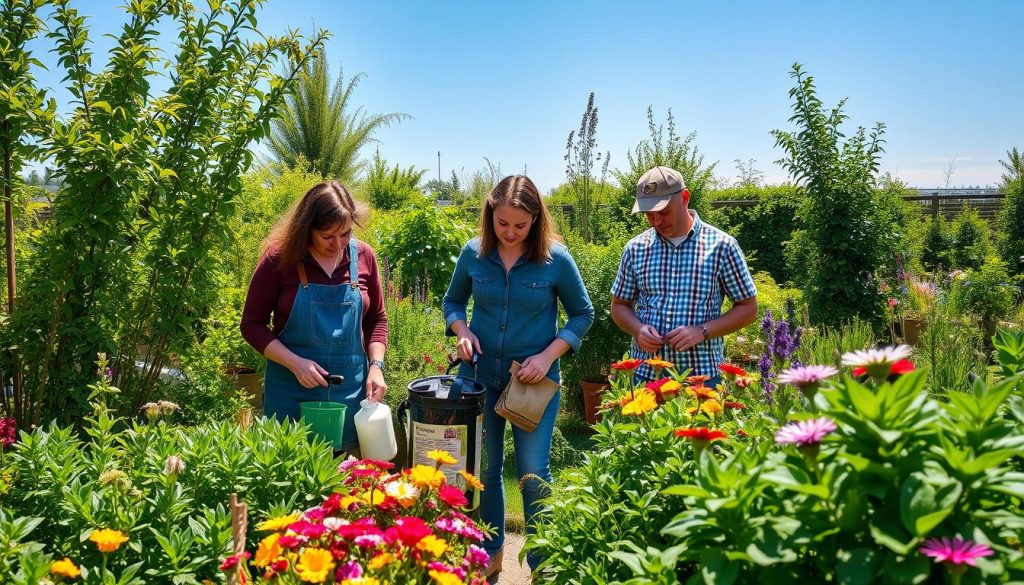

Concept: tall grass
[[919, 301, 987, 395], [797, 319, 878, 368]]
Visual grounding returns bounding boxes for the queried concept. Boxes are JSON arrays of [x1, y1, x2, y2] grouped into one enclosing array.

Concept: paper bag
[[495, 361, 560, 432]]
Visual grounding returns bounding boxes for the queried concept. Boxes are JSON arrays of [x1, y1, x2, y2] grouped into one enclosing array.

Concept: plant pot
[[226, 366, 263, 410], [581, 380, 610, 426], [901, 317, 925, 346]]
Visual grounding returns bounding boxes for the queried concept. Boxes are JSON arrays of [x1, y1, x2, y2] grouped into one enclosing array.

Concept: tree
[[771, 64, 887, 327], [268, 52, 409, 183], [362, 149, 426, 211], [999, 147, 1024, 186]]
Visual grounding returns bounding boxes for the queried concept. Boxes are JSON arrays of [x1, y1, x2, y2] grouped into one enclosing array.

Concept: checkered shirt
[[611, 212, 756, 381]]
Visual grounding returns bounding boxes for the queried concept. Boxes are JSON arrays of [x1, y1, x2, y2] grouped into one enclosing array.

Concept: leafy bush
[[997, 177, 1024, 275], [949, 257, 1017, 324], [361, 149, 427, 211], [1, 369, 342, 582], [708, 185, 802, 284], [528, 346, 1024, 583], [948, 207, 993, 270], [377, 195, 474, 302], [921, 215, 951, 272]]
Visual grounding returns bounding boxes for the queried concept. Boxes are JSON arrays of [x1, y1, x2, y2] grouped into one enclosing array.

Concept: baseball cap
[[632, 166, 685, 213]]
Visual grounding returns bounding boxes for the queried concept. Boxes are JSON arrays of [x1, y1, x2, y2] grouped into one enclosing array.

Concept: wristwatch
[[700, 324, 710, 340], [369, 359, 385, 372]]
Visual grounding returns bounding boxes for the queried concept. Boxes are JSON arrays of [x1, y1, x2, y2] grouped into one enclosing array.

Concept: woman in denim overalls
[[443, 175, 594, 576], [241, 181, 389, 454]]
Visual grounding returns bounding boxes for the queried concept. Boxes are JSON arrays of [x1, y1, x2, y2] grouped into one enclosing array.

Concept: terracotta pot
[[581, 380, 611, 426], [226, 366, 263, 410], [901, 317, 925, 346]]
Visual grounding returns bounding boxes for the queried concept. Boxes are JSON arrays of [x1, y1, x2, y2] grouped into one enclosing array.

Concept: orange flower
[[688, 400, 723, 416], [88, 529, 129, 553], [459, 470, 484, 491], [645, 357, 674, 370], [51, 557, 81, 578], [687, 374, 712, 387], [686, 386, 720, 401]]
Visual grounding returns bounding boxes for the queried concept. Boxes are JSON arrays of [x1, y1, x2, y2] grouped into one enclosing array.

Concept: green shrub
[[708, 185, 802, 284], [377, 195, 473, 302], [2, 371, 342, 582], [361, 149, 427, 211], [921, 215, 951, 271], [948, 257, 1017, 324], [997, 177, 1024, 275], [947, 207, 993, 270]]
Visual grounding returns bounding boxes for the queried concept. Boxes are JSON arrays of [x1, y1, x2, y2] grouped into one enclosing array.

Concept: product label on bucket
[[412, 422, 472, 485]]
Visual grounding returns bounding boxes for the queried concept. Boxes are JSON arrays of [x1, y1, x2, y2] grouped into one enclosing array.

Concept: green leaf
[[869, 515, 916, 555], [837, 548, 881, 585], [899, 474, 960, 536]]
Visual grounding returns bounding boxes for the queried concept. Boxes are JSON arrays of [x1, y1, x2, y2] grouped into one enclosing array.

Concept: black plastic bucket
[[398, 357, 486, 506]]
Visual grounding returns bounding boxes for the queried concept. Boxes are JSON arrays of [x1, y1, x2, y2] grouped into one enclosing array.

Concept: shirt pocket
[[470, 272, 502, 307], [518, 280, 553, 314]]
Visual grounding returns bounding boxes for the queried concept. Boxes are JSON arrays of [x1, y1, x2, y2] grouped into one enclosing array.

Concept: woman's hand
[[366, 366, 388, 401], [518, 353, 554, 384], [289, 357, 329, 388], [454, 324, 482, 362]]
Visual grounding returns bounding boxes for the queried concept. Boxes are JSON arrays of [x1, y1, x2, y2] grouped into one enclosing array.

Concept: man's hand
[[664, 325, 705, 352], [635, 324, 664, 354]]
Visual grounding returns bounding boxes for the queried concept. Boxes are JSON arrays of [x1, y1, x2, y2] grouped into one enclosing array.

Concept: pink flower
[[919, 537, 994, 567], [777, 365, 838, 388], [775, 417, 837, 447], [437, 484, 469, 508], [0, 417, 16, 448], [888, 297, 899, 307]]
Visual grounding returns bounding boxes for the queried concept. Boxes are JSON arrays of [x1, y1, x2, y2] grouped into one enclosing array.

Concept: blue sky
[[25, 1, 1024, 191]]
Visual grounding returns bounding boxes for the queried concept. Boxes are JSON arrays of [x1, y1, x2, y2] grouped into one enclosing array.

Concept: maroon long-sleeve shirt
[[240, 242, 388, 355]]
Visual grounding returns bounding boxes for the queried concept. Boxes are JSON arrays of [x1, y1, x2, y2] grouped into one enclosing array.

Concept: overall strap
[[297, 263, 309, 287], [348, 238, 359, 289]]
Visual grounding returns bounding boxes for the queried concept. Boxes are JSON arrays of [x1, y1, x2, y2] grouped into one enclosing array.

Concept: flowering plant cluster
[[529, 335, 1024, 583], [225, 451, 490, 584]]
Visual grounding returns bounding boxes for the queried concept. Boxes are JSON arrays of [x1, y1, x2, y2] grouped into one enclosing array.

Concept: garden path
[[496, 533, 531, 584]]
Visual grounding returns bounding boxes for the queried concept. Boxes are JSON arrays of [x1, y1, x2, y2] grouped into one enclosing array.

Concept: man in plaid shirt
[[611, 166, 758, 382]]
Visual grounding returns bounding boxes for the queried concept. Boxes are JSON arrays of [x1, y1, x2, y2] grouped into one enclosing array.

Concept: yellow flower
[[88, 528, 129, 553], [254, 533, 283, 568], [368, 553, 395, 570], [384, 480, 420, 508], [51, 557, 81, 578], [416, 534, 449, 557], [359, 489, 387, 506], [459, 470, 484, 491], [409, 464, 446, 489], [429, 570, 463, 585], [689, 400, 724, 416], [295, 548, 335, 583], [340, 495, 362, 509], [341, 579, 379, 585], [257, 513, 300, 532], [425, 449, 457, 465], [621, 389, 658, 416]]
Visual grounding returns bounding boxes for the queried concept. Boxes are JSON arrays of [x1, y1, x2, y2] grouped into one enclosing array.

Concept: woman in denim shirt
[[442, 175, 594, 576]]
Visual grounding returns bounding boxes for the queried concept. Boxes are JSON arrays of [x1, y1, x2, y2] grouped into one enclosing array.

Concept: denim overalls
[[263, 238, 367, 451]]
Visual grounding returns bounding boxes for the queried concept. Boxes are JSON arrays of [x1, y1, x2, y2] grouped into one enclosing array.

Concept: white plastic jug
[[353, 399, 398, 461]]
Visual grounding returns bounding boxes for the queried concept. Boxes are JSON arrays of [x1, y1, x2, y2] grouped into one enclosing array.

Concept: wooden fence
[[710, 191, 1006, 220]]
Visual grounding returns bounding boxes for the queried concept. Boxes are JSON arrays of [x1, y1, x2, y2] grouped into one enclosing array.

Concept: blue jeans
[[479, 384, 560, 572]]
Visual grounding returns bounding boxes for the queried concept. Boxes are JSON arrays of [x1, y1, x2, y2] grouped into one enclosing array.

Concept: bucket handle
[[324, 373, 344, 402]]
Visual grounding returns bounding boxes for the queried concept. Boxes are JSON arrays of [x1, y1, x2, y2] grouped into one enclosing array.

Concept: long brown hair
[[478, 175, 561, 262], [260, 180, 369, 269]]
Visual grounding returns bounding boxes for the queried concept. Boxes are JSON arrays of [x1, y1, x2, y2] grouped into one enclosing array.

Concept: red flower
[[674, 427, 728, 442], [220, 551, 251, 570], [437, 484, 469, 508], [0, 417, 16, 448], [423, 354, 433, 364], [723, 401, 745, 410], [853, 358, 915, 379], [736, 429, 748, 438], [645, 378, 682, 404], [718, 363, 747, 377], [391, 516, 432, 546], [322, 492, 343, 515], [611, 359, 644, 371]]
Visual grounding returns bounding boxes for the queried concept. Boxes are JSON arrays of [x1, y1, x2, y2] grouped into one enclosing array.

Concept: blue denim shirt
[[442, 238, 595, 390]]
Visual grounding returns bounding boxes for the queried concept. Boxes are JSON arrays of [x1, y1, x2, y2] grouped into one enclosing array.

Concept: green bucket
[[300, 401, 348, 449]]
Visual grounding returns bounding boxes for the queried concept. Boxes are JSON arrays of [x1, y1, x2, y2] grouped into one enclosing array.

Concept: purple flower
[[761, 308, 774, 339], [758, 351, 775, 398], [771, 320, 793, 361], [775, 417, 837, 447], [463, 544, 490, 568], [336, 561, 362, 580]]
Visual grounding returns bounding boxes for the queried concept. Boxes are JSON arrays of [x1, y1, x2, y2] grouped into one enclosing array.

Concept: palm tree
[[1000, 147, 1023, 186], [269, 52, 409, 183]]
